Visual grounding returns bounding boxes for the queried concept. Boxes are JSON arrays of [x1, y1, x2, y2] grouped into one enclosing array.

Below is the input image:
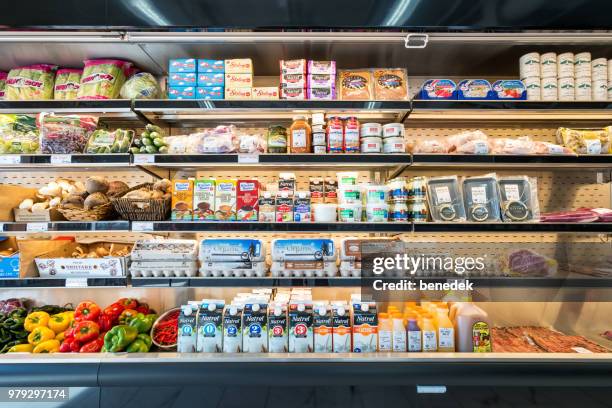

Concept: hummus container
[[337, 186, 362, 204], [360, 123, 382, 137], [364, 184, 388, 204], [365, 203, 389, 222], [557, 53, 575, 78], [558, 77, 575, 100], [360, 137, 382, 153], [541, 77, 558, 101], [523, 76, 541, 101], [419, 79, 457, 99], [457, 79, 493, 100], [338, 202, 363, 222], [383, 137, 406, 153], [592, 58, 608, 81], [540, 53, 557, 78], [312, 203, 338, 222], [519, 52, 540, 79], [382, 123, 405, 138], [574, 52, 592, 78]]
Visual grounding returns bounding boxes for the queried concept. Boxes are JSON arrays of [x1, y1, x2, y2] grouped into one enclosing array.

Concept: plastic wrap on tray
[[498, 176, 539, 222], [0, 114, 39, 153], [556, 127, 611, 154], [462, 174, 501, 222], [38, 113, 98, 154], [426, 176, 467, 222]]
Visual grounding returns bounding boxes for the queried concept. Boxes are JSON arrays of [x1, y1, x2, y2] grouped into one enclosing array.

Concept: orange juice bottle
[[406, 316, 421, 352], [421, 315, 437, 351], [436, 307, 455, 352], [378, 312, 392, 352]]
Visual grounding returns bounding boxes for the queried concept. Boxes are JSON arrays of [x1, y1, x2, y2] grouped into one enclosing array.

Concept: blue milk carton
[[196, 299, 225, 352]]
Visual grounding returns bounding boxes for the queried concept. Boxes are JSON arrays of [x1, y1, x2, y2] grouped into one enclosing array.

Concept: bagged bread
[[338, 70, 372, 100], [372, 69, 408, 100]]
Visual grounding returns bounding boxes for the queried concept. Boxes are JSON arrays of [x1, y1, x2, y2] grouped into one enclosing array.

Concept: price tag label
[[134, 154, 155, 164], [0, 155, 21, 165], [132, 221, 154, 232], [26, 223, 48, 233], [65, 278, 89, 288], [50, 155, 72, 165], [238, 154, 259, 164]]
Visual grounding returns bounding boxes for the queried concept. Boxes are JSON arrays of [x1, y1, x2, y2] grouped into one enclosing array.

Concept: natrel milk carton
[[222, 304, 243, 353], [288, 301, 314, 353], [242, 302, 268, 352], [268, 302, 288, 353], [331, 302, 351, 353], [196, 299, 225, 352], [351, 302, 378, 352], [177, 304, 197, 353], [313, 302, 332, 353]]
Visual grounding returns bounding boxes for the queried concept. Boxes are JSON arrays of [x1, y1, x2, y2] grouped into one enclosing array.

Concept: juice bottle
[[391, 313, 407, 352], [436, 307, 455, 352], [378, 312, 392, 352], [406, 317, 422, 352], [289, 115, 312, 153], [421, 315, 437, 352]]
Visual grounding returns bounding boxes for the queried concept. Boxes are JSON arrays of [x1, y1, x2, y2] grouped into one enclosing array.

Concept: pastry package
[[426, 176, 466, 222], [498, 176, 539, 222], [556, 127, 611, 154], [462, 174, 501, 222], [338, 70, 372, 100], [372, 69, 408, 100]]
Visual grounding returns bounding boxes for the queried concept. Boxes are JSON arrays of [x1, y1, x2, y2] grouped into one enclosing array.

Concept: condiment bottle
[[289, 115, 312, 153]]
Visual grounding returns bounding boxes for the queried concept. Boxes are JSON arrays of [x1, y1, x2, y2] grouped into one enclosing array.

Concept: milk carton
[[351, 302, 378, 352], [177, 304, 198, 353], [268, 303, 288, 352], [331, 302, 351, 353], [313, 303, 332, 353], [288, 301, 313, 353], [196, 299, 225, 352], [242, 302, 268, 352], [222, 304, 243, 353]]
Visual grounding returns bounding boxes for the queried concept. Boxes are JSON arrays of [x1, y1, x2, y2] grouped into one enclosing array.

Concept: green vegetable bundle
[[0, 308, 29, 353], [0, 72, 7, 99], [120, 72, 160, 99], [54, 68, 82, 100], [6, 64, 57, 100], [77, 59, 132, 100], [85, 129, 135, 153], [131, 124, 168, 154]]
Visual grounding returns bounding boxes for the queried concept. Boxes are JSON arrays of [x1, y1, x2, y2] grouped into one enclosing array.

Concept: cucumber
[[152, 138, 165, 147], [141, 137, 153, 146], [158, 146, 169, 154], [145, 145, 158, 154], [130, 147, 140, 154]]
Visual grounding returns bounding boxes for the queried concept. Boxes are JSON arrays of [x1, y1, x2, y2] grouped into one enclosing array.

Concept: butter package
[[225, 87, 252, 100], [169, 58, 196, 73], [307, 74, 336, 88], [457, 79, 493, 100], [199, 239, 265, 262], [193, 179, 215, 220], [197, 59, 224, 73], [288, 301, 313, 353], [225, 58, 253, 74], [196, 86, 223, 100], [351, 302, 378, 352], [171, 179, 194, 220], [419, 79, 457, 99], [271, 238, 336, 261], [280, 59, 307, 75], [222, 305, 242, 353], [281, 73, 306, 88], [169, 72, 197, 86], [268, 303, 288, 353], [168, 86, 196, 99], [308, 60, 336, 75], [252, 86, 279, 100], [308, 87, 336, 100], [197, 72, 224, 87], [196, 299, 225, 353], [237, 179, 259, 221], [215, 179, 237, 221], [225, 73, 253, 88], [242, 302, 268, 353], [280, 87, 306, 100]]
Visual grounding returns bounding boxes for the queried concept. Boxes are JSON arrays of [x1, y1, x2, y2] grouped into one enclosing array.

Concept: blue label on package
[[457, 79, 493, 100], [196, 87, 224, 100], [168, 72, 197, 86], [198, 72, 225, 87], [168, 86, 196, 99], [198, 59, 225, 73], [169, 59, 197, 73], [0, 254, 19, 278]]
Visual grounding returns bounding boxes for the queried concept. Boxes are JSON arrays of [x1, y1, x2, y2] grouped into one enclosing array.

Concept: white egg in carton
[[199, 261, 267, 278], [270, 261, 337, 278], [339, 261, 361, 277], [130, 260, 198, 278]]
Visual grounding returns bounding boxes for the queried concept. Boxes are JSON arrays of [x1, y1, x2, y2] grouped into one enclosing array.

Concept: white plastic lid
[[252, 303, 260, 312], [274, 307, 282, 316], [280, 191, 289, 198], [263, 192, 272, 198], [336, 307, 345, 316], [317, 307, 326, 316], [360, 303, 369, 312], [297, 303, 306, 312], [182, 305, 193, 316], [207, 303, 216, 312]]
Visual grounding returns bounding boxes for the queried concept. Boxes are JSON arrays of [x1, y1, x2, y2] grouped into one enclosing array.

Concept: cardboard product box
[[168, 87, 196, 100], [252, 87, 279, 100], [225, 87, 252, 100], [197, 59, 225, 73], [225, 58, 253, 74], [215, 179, 237, 220], [280, 59, 307, 75], [225, 73, 253, 88], [196, 87, 224, 100], [13, 208, 64, 222], [0, 237, 19, 278], [280, 73, 306, 89], [168, 72, 197, 87], [193, 179, 216, 220], [169, 59, 197, 73], [197, 72, 225, 87], [280, 87, 307, 100], [237, 180, 259, 221], [171, 179, 194, 220]]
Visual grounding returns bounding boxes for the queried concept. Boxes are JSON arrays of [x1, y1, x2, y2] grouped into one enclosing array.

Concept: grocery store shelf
[[0, 154, 131, 167], [0, 221, 131, 234], [413, 222, 612, 233], [0, 100, 133, 113], [411, 154, 612, 169], [0, 277, 127, 288], [136, 221, 413, 233]]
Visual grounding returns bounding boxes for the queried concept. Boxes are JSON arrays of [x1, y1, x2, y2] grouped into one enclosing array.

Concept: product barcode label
[[133, 154, 155, 164], [504, 184, 521, 201], [0, 155, 21, 165], [471, 185, 488, 204], [238, 154, 259, 163], [65, 278, 88, 288], [132, 222, 154, 232], [26, 223, 48, 232], [50, 155, 71, 165]]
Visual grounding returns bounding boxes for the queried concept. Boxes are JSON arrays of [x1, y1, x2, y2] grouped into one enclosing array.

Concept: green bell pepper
[[127, 313, 158, 334], [126, 334, 152, 353], [103, 325, 138, 352]]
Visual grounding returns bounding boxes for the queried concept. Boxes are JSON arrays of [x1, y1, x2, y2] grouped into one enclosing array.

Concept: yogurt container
[[313, 145, 327, 154], [360, 137, 382, 153], [541, 77, 558, 101], [420, 79, 457, 99], [540, 53, 557, 78], [592, 58, 608, 81], [383, 137, 406, 153], [492, 80, 526, 100], [338, 203, 363, 222], [574, 52, 592, 78], [364, 184, 389, 204], [457, 79, 493, 99], [523, 76, 541, 101], [558, 77, 575, 100], [387, 178, 408, 202], [575, 77, 592, 100], [389, 202, 408, 222], [592, 79, 608, 101], [382, 123, 405, 138], [360, 123, 382, 137], [519, 52, 540, 79], [557, 53, 575, 78], [337, 186, 363, 204], [366, 203, 389, 222], [312, 203, 337, 222]]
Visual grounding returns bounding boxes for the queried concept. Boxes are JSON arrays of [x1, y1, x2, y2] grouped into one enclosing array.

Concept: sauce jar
[[344, 116, 360, 153], [267, 125, 288, 153], [326, 116, 344, 153], [289, 116, 312, 153]]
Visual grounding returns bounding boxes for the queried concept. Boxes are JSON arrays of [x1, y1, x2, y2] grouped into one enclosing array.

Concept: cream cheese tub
[[383, 137, 406, 153], [557, 53, 574, 78], [523, 76, 541, 101], [519, 52, 540, 79], [540, 52, 557, 78], [382, 123, 405, 138], [541, 77, 558, 100], [558, 77, 575, 100], [360, 137, 382, 153], [360, 123, 382, 137], [574, 52, 592, 78]]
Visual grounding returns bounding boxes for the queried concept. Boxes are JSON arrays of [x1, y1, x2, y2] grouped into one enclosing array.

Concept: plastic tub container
[[383, 137, 406, 153], [592, 58, 608, 81], [338, 202, 363, 222], [360, 123, 382, 137], [541, 77, 558, 101], [519, 52, 540, 79], [365, 203, 389, 222], [364, 184, 388, 204], [312, 203, 338, 222], [540, 53, 557, 78], [382, 123, 405, 138], [574, 52, 592, 78], [557, 53, 574, 78], [523, 76, 541, 101], [558, 77, 575, 100], [337, 186, 362, 204], [360, 137, 382, 153]]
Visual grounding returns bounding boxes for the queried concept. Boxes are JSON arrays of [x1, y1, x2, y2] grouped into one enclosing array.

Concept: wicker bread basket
[[111, 183, 171, 221], [57, 202, 115, 221]]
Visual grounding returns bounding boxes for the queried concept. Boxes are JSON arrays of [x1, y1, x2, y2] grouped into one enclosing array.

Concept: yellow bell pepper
[[48, 313, 71, 334], [28, 326, 55, 346], [8, 344, 33, 353], [55, 331, 66, 343], [24, 311, 50, 332], [62, 311, 75, 322], [33, 339, 60, 354]]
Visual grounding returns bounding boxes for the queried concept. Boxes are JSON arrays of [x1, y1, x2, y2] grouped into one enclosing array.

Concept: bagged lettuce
[[0, 72, 7, 99], [0, 114, 39, 154], [6, 64, 57, 100], [77, 59, 132, 100], [120, 72, 160, 99], [38, 113, 98, 154], [54, 68, 82, 100]]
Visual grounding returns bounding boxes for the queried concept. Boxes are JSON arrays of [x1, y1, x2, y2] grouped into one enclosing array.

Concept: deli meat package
[[492, 327, 609, 353]]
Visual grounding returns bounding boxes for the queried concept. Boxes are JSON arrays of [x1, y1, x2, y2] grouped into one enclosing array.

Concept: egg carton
[[199, 261, 267, 278], [271, 238, 336, 262], [199, 238, 266, 262], [130, 239, 198, 261], [130, 260, 198, 278], [339, 237, 398, 261], [339, 261, 361, 277], [270, 261, 337, 278]]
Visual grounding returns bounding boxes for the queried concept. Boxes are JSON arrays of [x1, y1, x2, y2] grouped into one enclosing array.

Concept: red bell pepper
[[73, 320, 100, 343], [59, 337, 76, 353], [117, 298, 138, 310], [75, 301, 101, 322], [103, 302, 124, 321], [98, 314, 114, 332], [79, 333, 105, 353], [118, 309, 139, 324], [70, 339, 82, 352], [136, 302, 150, 315]]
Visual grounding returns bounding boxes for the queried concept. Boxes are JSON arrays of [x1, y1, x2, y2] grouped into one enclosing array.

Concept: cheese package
[[215, 179, 237, 220], [224, 87, 252, 100], [338, 70, 373, 100], [307, 74, 336, 88], [457, 79, 493, 100], [196, 87, 224, 100], [271, 238, 336, 261], [492, 80, 527, 100], [252, 87, 279, 100], [420, 79, 457, 99], [169, 59, 196, 73], [198, 59, 224, 73], [169, 72, 197, 86], [168, 86, 196, 99], [308, 87, 335, 100], [308, 60, 336, 75], [372, 69, 408, 100], [197, 72, 224, 87], [225, 58, 253, 74], [225, 73, 253, 88], [280, 59, 307, 75], [281, 73, 306, 88], [199, 239, 265, 262]]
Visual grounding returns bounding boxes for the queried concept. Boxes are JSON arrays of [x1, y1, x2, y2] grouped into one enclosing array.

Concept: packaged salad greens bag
[[6, 64, 57, 100], [0, 72, 7, 99], [120, 72, 160, 99], [85, 128, 134, 153], [37, 113, 98, 154], [77, 59, 132, 100], [54, 68, 82, 100], [0, 114, 39, 154]]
